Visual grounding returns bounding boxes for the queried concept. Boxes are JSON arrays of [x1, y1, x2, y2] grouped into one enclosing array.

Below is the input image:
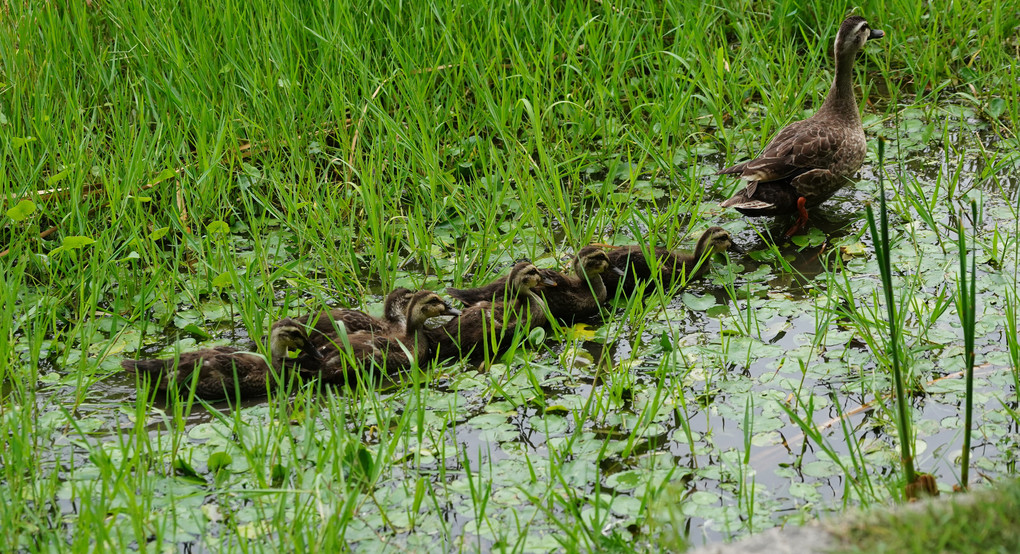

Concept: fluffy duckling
[[717, 16, 884, 236], [302, 290, 460, 385], [429, 261, 553, 360], [448, 249, 617, 321], [601, 227, 732, 296], [295, 287, 415, 348], [538, 246, 620, 321], [120, 318, 321, 400]]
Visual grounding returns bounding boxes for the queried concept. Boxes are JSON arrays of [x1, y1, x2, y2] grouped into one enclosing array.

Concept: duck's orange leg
[[782, 197, 809, 238]]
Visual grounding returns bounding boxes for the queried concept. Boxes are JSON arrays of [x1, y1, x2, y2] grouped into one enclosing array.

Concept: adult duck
[[718, 15, 884, 236]]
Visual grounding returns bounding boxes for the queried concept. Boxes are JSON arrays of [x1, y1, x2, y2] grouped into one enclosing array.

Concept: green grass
[[2, 0, 1019, 551], [830, 479, 1020, 553]]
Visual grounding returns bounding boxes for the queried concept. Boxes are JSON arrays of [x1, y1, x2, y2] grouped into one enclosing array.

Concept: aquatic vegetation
[[1, 1, 1019, 551]]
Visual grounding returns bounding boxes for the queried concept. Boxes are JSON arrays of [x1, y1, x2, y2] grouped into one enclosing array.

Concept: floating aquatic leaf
[[207, 451, 233, 473], [682, 292, 717, 311], [172, 458, 205, 484], [987, 97, 1006, 119], [528, 326, 546, 346], [211, 271, 232, 288], [181, 323, 211, 340]]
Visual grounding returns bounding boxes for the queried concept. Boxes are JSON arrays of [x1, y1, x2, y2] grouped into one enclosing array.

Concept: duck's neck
[[817, 51, 861, 121], [401, 315, 428, 358], [584, 271, 607, 300], [519, 287, 546, 323], [269, 342, 297, 369]]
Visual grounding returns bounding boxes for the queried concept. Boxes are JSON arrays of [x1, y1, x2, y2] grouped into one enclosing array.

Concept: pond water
[[20, 101, 1020, 550]]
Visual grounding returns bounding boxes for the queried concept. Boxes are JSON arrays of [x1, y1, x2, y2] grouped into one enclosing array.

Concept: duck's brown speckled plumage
[[601, 227, 733, 296], [429, 262, 552, 360], [120, 318, 320, 400], [300, 291, 460, 385], [718, 16, 884, 233]]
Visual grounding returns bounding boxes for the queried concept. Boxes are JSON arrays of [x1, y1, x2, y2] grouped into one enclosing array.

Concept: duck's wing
[[718, 119, 841, 184]]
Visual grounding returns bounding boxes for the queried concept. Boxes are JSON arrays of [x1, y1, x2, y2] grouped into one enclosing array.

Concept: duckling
[[302, 290, 461, 385], [446, 261, 555, 306], [602, 227, 732, 296], [448, 249, 617, 322], [717, 15, 884, 237], [429, 261, 553, 360], [120, 318, 321, 400], [538, 246, 620, 321], [295, 287, 415, 348]]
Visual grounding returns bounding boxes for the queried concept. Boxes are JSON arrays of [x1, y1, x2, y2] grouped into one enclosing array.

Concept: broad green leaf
[[148, 226, 169, 241], [682, 292, 716, 311], [206, 220, 229, 234], [207, 451, 233, 473], [181, 323, 211, 339], [11, 136, 35, 148], [211, 271, 232, 288], [6, 199, 35, 221], [45, 168, 71, 187], [147, 168, 177, 187], [51, 235, 95, 254], [987, 97, 1006, 118], [172, 458, 205, 484]]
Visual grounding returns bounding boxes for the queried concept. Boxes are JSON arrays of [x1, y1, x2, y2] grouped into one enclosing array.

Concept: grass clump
[[830, 480, 1020, 553]]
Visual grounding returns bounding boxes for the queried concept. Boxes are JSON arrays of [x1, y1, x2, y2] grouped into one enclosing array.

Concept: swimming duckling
[[294, 287, 415, 348], [429, 261, 553, 360], [302, 290, 461, 385], [601, 227, 732, 296], [120, 318, 321, 400], [717, 16, 884, 237], [448, 249, 615, 321], [539, 246, 620, 321]]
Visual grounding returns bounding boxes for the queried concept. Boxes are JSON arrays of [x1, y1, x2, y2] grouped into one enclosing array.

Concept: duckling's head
[[834, 16, 883, 58], [697, 227, 733, 256], [405, 291, 462, 328], [383, 287, 416, 323], [269, 318, 322, 360], [508, 261, 554, 292], [574, 246, 612, 278]]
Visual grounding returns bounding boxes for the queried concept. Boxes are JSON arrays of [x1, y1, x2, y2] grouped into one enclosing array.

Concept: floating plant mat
[[11, 106, 1020, 552]]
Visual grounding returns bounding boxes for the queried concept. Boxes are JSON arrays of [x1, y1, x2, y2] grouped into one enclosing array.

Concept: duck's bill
[[541, 277, 558, 286], [611, 266, 626, 275], [869, 29, 884, 40]]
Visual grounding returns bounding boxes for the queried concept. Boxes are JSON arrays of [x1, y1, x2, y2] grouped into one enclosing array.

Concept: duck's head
[[573, 246, 616, 277], [383, 287, 416, 323], [269, 318, 322, 360], [697, 227, 734, 256], [404, 291, 462, 328], [835, 15, 883, 58], [508, 261, 555, 292]]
